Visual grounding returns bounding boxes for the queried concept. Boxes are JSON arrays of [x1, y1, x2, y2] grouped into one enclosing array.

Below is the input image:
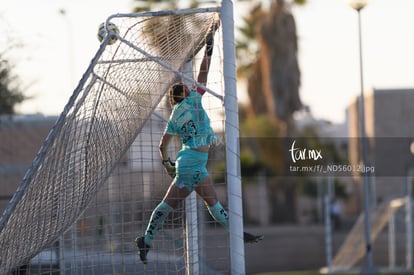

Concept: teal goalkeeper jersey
[[165, 90, 217, 149]]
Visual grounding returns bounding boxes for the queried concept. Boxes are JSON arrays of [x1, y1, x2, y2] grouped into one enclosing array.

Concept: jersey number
[[181, 120, 197, 143]]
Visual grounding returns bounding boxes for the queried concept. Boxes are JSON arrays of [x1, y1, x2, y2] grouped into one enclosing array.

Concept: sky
[[292, 0, 414, 123], [1, 0, 414, 123]]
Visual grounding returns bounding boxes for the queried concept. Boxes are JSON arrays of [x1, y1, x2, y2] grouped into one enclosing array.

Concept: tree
[[237, 0, 306, 223], [238, 0, 305, 128], [259, 0, 302, 124], [0, 52, 25, 114]]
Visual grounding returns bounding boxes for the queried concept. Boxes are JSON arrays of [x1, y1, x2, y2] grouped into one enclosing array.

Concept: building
[[348, 88, 414, 202], [0, 114, 58, 214]]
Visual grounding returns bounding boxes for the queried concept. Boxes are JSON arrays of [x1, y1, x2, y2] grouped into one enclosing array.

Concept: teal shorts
[[173, 149, 209, 191]]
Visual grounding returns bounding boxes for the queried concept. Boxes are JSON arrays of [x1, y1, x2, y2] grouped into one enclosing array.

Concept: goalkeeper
[[135, 33, 263, 264]]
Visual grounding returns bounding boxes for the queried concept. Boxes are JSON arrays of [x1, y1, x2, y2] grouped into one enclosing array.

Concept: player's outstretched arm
[[196, 36, 213, 95]]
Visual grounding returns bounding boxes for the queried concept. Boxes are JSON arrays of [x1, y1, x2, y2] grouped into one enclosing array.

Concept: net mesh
[[0, 9, 224, 273]]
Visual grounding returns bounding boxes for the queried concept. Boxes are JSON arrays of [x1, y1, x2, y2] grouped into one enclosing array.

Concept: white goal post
[[0, 1, 245, 274]]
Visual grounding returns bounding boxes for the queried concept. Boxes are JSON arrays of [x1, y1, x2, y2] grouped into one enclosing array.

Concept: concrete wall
[[348, 88, 414, 202]]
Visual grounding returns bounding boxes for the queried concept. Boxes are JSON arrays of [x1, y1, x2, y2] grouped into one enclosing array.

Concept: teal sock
[[207, 201, 229, 230], [144, 201, 174, 246]]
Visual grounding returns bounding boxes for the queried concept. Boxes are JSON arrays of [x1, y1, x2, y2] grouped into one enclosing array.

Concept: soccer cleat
[[135, 236, 150, 264], [243, 232, 264, 243]]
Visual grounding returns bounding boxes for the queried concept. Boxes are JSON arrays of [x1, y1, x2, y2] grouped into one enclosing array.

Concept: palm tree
[[237, 0, 306, 223], [259, 0, 302, 126], [238, 0, 305, 129]]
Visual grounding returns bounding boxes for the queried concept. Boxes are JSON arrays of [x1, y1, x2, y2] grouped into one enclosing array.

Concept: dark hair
[[169, 83, 186, 106]]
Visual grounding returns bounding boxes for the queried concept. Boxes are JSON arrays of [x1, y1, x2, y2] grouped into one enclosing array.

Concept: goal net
[[0, 4, 243, 274]]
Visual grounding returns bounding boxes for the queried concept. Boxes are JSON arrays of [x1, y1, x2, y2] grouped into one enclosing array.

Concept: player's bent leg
[[143, 183, 189, 245], [195, 175, 218, 206], [163, 182, 191, 208], [207, 201, 229, 229], [136, 183, 190, 263], [195, 176, 229, 229], [195, 176, 264, 244], [143, 201, 174, 246]]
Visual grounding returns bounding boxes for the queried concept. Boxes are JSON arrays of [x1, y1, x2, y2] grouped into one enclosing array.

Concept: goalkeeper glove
[[162, 158, 176, 178], [205, 36, 214, 57]]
